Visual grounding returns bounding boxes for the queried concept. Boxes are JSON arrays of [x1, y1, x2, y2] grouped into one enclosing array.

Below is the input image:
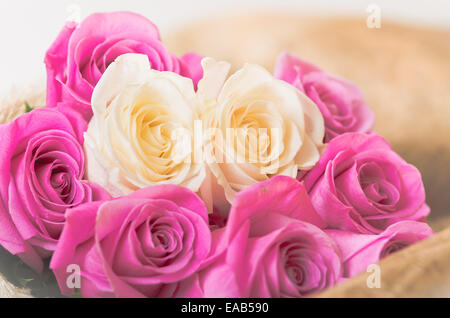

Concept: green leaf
[[24, 101, 33, 113], [71, 289, 82, 298], [18, 277, 34, 288]]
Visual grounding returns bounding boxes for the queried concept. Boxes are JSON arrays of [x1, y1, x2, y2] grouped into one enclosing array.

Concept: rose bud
[[303, 132, 430, 234], [84, 53, 205, 196], [198, 176, 342, 297], [274, 52, 374, 142], [0, 109, 110, 272], [326, 221, 433, 277], [45, 11, 202, 121], [198, 58, 325, 213], [50, 185, 211, 298]]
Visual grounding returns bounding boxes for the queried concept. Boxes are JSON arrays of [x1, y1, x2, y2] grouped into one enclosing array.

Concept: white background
[[0, 0, 449, 96]]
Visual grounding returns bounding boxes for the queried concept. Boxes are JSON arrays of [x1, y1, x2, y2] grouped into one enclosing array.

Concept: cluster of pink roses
[[0, 11, 433, 298]]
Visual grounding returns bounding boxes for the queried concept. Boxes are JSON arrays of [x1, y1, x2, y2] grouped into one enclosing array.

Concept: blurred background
[[0, 0, 449, 95], [0, 0, 449, 297]]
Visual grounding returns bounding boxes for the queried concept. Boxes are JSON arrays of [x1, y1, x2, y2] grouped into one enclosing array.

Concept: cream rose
[[84, 53, 205, 196], [197, 58, 325, 210]]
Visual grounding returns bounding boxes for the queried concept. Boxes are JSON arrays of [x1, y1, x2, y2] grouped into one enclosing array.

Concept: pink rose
[[274, 52, 374, 142], [199, 176, 342, 297], [50, 185, 211, 298], [0, 109, 110, 273], [303, 133, 430, 234], [45, 11, 203, 121], [326, 221, 433, 277]]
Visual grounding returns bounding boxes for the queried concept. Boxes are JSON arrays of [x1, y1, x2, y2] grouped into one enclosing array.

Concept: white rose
[[197, 58, 325, 211], [84, 53, 205, 196]]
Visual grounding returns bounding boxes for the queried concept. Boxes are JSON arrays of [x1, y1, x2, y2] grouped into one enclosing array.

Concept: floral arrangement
[[0, 11, 433, 298]]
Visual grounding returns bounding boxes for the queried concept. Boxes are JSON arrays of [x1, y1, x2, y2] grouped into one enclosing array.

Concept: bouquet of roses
[[0, 11, 433, 298]]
